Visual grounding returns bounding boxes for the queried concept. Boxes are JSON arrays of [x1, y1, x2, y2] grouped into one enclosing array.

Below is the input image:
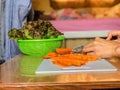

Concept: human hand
[[106, 30, 120, 42], [82, 37, 120, 58]]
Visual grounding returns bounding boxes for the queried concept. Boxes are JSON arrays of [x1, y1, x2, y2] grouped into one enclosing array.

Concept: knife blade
[[71, 45, 84, 54]]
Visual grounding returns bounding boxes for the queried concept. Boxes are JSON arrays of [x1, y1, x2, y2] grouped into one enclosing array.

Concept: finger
[[82, 46, 95, 53], [86, 52, 96, 56], [95, 37, 105, 42], [106, 31, 120, 40], [83, 41, 95, 48], [95, 37, 108, 46], [106, 33, 113, 40]]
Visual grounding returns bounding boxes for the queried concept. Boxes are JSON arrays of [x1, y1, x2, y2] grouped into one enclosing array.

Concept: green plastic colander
[[17, 36, 64, 57]]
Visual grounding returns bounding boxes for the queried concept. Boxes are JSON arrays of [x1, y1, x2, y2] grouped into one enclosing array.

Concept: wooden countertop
[[0, 54, 120, 90]]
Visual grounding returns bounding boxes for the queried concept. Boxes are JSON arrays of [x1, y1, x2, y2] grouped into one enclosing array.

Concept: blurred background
[[32, 0, 120, 20]]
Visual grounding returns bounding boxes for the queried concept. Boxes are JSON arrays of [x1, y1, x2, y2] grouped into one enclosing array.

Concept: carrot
[[56, 48, 72, 54], [47, 52, 57, 56], [43, 52, 57, 59], [43, 55, 53, 59], [52, 56, 87, 67], [43, 48, 101, 67], [72, 60, 86, 66], [51, 54, 100, 67], [53, 57, 72, 67]]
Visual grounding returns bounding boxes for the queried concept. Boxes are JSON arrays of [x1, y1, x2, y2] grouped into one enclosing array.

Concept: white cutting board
[[35, 59, 117, 74]]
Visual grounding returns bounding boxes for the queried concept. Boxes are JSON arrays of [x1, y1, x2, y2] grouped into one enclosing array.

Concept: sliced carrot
[[43, 55, 53, 59], [56, 48, 72, 54], [43, 48, 101, 67], [72, 60, 86, 66], [43, 52, 57, 59], [47, 52, 57, 56]]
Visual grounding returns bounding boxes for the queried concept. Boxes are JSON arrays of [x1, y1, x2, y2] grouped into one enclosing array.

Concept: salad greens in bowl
[[8, 20, 64, 56]]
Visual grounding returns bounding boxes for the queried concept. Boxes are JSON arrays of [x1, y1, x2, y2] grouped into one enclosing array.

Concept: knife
[[71, 45, 84, 54]]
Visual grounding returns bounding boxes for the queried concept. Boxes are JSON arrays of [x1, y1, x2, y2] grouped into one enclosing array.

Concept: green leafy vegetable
[[8, 20, 63, 40]]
